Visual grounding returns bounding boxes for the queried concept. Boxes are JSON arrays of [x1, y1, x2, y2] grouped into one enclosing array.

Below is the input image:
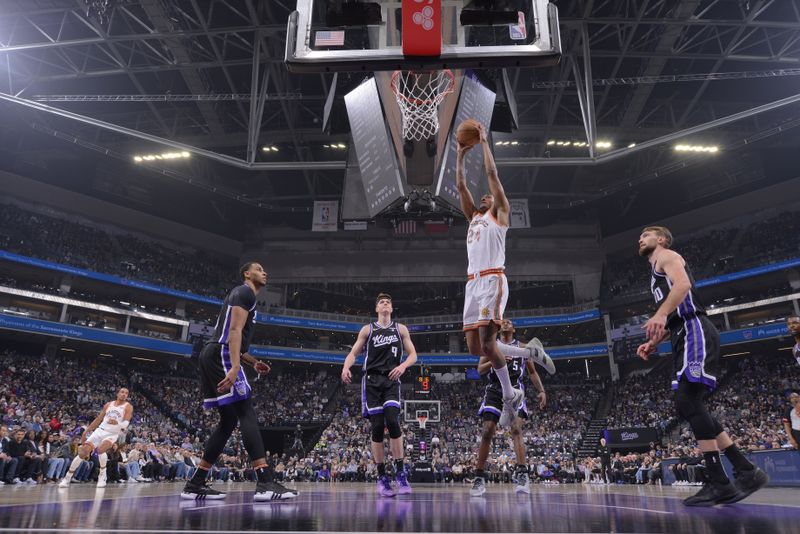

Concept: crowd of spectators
[[0, 202, 236, 299], [604, 209, 800, 300], [606, 367, 675, 432], [2, 345, 798, 490], [670, 353, 800, 452]]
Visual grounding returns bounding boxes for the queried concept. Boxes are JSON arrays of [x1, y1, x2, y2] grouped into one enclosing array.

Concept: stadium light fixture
[[262, 146, 279, 152], [595, 141, 612, 149], [674, 144, 719, 153], [133, 151, 191, 162]]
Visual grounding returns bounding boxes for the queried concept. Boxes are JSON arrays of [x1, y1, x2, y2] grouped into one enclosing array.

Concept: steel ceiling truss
[[0, 0, 799, 206]]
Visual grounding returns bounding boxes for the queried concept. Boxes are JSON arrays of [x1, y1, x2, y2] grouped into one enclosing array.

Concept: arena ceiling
[[1, 0, 799, 237]]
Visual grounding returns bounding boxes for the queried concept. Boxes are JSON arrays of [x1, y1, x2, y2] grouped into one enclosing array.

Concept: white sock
[[99, 453, 107, 470], [67, 455, 83, 475], [493, 365, 515, 398], [497, 342, 534, 361]]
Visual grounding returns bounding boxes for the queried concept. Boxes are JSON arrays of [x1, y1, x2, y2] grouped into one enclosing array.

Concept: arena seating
[[603, 210, 800, 300]]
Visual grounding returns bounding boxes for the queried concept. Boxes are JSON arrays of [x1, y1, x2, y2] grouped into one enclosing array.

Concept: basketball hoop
[[391, 70, 455, 141], [416, 415, 428, 430]]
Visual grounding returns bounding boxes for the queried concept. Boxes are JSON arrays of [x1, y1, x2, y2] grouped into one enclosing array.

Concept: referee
[[181, 262, 297, 501]]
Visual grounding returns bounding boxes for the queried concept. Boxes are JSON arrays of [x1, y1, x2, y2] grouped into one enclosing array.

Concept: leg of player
[[370, 413, 395, 497], [478, 323, 523, 426], [96, 439, 116, 488], [471, 419, 496, 497], [495, 338, 556, 375], [59, 442, 93, 488], [509, 417, 530, 493], [385, 406, 411, 494], [715, 431, 769, 498], [676, 381, 744, 506]]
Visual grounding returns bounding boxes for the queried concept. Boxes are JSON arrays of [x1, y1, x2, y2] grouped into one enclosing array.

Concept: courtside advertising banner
[[312, 200, 339, 232]]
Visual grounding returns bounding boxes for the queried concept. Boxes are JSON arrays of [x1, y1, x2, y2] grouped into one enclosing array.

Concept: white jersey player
[[456, 123, 554, 429], [60, 387, 133, 489]]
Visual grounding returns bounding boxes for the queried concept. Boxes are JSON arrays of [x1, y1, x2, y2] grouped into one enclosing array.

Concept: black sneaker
[[180, 480, 227, 500], [683, 481, 744, 507], [734, 467, 769, 499], [254, 481, 299, 502], [470, 476, 486, 497]]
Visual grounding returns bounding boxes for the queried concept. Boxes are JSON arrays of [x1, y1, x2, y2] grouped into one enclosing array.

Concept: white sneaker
[[26, 478, 38, 485], [58, 475, 72, 488], [127, 477, 138, 483], [470, 477, 487, 497], [97, 469, 107, 488], [499, 388, 524, 427], [525, 338, 556, 375]]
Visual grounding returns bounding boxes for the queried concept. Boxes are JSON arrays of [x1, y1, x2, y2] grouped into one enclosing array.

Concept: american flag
[[393, 220, 417, 236], [315, 30, 345, 47]]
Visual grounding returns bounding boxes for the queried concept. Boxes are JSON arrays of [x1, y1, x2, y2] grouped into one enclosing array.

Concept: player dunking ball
[[341, 293, 418, 497], [181, 262, 297, 501], [456, 121, 555, 429], [787, 315, 800, 366], [471, 319, 547, 496], [635, 226, 768, 506], [60, 387, 132, 489]]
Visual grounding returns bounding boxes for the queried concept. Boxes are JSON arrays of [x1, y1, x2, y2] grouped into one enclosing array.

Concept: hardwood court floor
[[0, 481, 798, 533]]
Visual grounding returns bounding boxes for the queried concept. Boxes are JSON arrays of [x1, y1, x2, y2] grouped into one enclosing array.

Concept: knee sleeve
[[384, 407, 402, 440], [369, 414, 386, 443], [675, 380, 720, 440]]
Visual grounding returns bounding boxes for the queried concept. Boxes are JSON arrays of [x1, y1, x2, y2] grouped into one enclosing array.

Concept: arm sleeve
[[784, 409, 792, 424]]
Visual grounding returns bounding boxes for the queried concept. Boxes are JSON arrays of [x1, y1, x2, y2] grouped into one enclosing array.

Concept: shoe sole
[[180, 492, 226, 500], [254, 492, 298, 502], [526, 339, 556, 375], [470, 490, 486, 497], [397, 488, 412, 495], [515, 486, 531, 494]]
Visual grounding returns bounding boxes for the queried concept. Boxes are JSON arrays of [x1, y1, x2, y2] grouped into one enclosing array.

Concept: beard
[[638, 244, 655, 257]]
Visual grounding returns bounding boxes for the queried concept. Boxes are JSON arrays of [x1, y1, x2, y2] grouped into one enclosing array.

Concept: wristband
[[119, 420, 130, 431]]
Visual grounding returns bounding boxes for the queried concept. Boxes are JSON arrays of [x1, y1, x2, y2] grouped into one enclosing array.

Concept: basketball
[[456, 119, 482, 147]]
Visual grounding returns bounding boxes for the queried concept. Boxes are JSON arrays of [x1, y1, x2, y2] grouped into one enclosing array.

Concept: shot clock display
[[415, 366, 435, 395]]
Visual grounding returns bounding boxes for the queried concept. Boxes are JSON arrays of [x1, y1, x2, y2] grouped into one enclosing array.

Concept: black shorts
[[361, 372, 401, 418], [199, 342, 251, 410], [669, 314, 720, 391], [478, 385, 528, 423]]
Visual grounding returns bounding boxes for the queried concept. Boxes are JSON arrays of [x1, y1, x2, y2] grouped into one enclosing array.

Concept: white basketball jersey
[[466, 210, 507, 273], [102, 401, 129, 430]]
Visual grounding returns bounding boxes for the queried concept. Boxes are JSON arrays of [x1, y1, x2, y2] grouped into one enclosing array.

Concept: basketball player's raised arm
[[478, 125, 509, 226], [341, 325, 370, 384], [456, 144, 478, 221], [388, 324, 418, 381], [643, 251, 691, 342], [525, 360, 547, 409]]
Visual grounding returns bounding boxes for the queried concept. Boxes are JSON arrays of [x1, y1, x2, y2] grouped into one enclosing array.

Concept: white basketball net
[[391, 70, 455, 141]]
